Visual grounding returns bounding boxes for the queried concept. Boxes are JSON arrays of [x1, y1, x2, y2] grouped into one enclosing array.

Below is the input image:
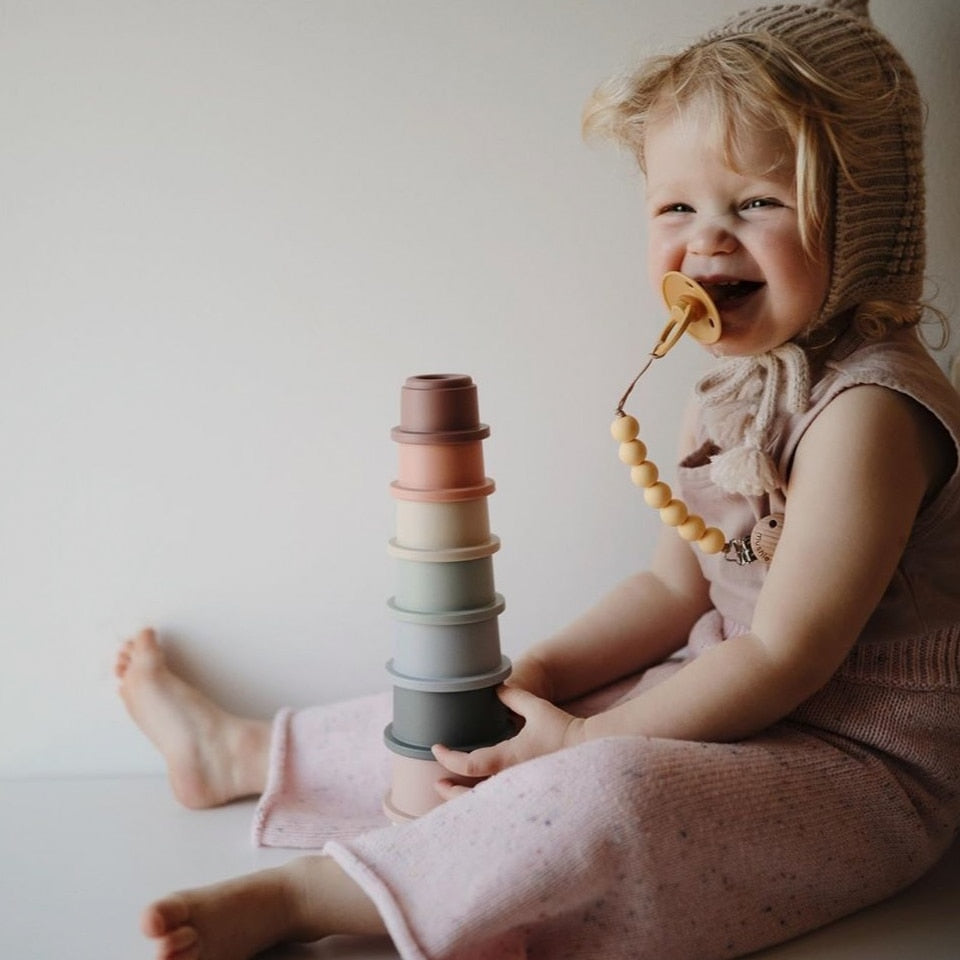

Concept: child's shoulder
[[817, 328, 960, 425], [804, 329, 959, 502]]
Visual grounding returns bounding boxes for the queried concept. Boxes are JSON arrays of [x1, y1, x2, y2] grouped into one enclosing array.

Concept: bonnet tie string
[[694, 343, 811, 497]]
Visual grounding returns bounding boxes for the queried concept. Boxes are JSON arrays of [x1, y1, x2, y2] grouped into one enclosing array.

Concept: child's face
[[644, 106, 830, 357]]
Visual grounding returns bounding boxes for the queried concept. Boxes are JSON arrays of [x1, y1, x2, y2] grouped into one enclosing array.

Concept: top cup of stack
[[392, 374, 489, 441]]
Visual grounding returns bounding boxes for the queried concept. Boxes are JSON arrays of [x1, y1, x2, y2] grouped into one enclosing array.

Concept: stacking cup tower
[[383, 374, 513, 822]]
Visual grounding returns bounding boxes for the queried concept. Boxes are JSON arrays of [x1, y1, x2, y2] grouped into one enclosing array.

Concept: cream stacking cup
[[383, 374, 513, 821], [393, 497, 492, 551]]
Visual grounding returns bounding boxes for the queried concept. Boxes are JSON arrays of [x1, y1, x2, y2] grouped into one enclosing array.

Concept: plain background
[[2, 0, 958, 779]]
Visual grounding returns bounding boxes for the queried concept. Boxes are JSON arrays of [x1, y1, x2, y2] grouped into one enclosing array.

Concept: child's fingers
[[434, 778, 473, 800], [431, 742, 469, 775], [496, 683, 544, 718], [432, 741, 513, 778]]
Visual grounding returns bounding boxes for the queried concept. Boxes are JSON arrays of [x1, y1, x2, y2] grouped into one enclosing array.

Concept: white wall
[[2, 0, 957, 778]]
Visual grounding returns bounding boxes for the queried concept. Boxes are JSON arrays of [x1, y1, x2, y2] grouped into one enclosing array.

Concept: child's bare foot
[[142, 862, 311, 960], [116, 628, 270, 808], [142, 856, 386, 960]]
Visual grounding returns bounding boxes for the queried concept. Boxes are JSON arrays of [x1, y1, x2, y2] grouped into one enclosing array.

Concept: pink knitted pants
[[254, 614, 960, 960]]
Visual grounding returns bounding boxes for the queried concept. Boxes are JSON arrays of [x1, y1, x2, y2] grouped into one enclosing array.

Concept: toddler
[[117, 2, 960, 958]]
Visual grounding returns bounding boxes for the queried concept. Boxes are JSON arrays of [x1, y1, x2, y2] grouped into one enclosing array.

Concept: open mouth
[[698, 279, 764, 310]]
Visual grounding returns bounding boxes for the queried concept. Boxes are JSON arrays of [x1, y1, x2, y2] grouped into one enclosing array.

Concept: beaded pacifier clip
[[611, 272, 782, 563]]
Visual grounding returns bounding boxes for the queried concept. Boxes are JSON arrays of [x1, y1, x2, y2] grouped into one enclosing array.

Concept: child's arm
[[507, 524, 712, 702], [437, 384, 951, 778], [507, 399, 713, 703]]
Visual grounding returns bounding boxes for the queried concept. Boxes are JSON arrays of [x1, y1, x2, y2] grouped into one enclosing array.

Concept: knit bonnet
[[708, 0, 925, 323], [690, 0, 927, 498]]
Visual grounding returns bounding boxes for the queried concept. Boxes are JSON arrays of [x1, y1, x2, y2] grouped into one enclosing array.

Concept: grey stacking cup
[[387, 658, 514, 750]]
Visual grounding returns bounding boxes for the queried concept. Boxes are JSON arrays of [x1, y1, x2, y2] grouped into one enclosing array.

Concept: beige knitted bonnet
[[709, 0, 926, 323], [688, 0, 927, 498]]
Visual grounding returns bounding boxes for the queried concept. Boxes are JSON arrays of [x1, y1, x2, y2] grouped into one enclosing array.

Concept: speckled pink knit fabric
[[319, 615, 960, 960], [253, 331, 960, 960], [252, 693, 392, 846]]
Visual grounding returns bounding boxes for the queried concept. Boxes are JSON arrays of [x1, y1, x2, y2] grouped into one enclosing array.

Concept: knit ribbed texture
[[709, 1, 926, 320], [825, 0, 868, 15], [839, 625, 960, 690]]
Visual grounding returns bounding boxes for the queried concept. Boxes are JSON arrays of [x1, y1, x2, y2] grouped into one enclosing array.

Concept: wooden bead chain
[[610, 412, 727, 554]]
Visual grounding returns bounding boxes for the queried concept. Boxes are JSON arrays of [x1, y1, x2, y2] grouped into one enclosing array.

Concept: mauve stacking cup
[[396, 373, 482, 435], [383, 374, 513, 821]]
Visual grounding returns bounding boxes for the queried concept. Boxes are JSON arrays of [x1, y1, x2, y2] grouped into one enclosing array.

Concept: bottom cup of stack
[[383, 751, 483, 822], [383, 659, 514, 822]]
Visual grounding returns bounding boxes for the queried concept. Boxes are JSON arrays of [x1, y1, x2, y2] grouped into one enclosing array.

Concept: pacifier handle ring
[[651, 302, 698, 359], [615, 272, 721, 415]]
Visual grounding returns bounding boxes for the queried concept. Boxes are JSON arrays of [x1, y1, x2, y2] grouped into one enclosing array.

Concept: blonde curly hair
[[583, 4, 942, 344]]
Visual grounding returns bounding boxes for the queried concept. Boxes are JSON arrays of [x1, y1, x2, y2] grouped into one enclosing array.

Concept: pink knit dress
[[254, 329, 960, 960]]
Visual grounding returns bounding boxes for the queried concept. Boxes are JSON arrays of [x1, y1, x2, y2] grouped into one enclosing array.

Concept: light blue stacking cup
[[388, 594, 506, 678]]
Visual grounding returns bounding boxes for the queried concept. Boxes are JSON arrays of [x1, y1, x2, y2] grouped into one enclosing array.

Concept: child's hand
[[432, 686, 584, 799], [503, 655, 553, 700]]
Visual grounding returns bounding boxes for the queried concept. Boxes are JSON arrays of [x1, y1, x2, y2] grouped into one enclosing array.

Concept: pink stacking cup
[[383, 752, 481, 822], [395, 438, 486, 491], [391, 477, 495, 503]]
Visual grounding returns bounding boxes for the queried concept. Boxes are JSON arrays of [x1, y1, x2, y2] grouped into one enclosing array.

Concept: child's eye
[[742, 197, 782, 210], [659, 202, 694, 214]]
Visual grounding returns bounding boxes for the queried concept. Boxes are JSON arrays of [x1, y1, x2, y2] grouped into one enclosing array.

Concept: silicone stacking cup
[[388, 660, 514, 750], [395, 438, 486, 491], [391, 477, 495, 503], [388, 595, 506, 677], [393, 497, 491, 550], [382, 753, 481, 822], [399, 374, 481, 434], [389, 540, 500, 612], [393, 557, 496, 612]]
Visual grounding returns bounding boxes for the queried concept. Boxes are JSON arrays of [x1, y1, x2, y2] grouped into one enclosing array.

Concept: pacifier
[[615, 271, 722, 414], [652, 272, 722, 356]]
